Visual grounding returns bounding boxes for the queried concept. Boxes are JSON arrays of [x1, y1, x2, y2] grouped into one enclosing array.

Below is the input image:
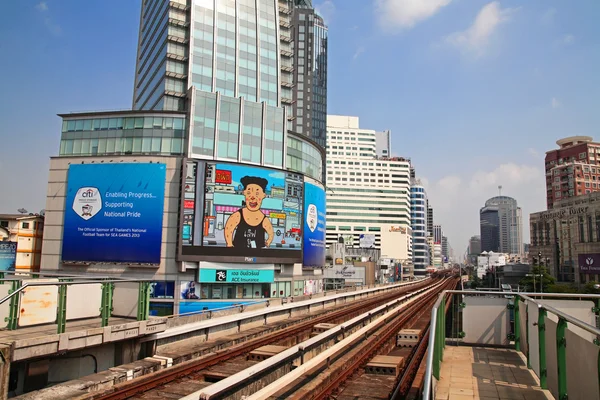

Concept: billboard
[[0, 241, 17, 271], [303, 178, 326, 267], [199, 269, 275, 283], [180, 161, 303, 263], [62, 163, 166, 264], [578, 254, 600, 274]]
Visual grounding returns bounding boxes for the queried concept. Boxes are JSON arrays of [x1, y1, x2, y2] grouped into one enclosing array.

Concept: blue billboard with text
[[303, 178, 326, 267], [0, 242, 17, 271], [62, 163, 166, 264]]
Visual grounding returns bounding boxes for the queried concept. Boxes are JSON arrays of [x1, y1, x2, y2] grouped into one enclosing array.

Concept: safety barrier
[[423, 290, 600, 400], [0, 271, 155, 333]]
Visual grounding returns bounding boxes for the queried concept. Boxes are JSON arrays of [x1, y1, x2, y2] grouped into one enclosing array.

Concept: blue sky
[[1, 0, 599, 256]]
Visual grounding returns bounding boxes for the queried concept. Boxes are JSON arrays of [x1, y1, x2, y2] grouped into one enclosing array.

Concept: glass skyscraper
[[411, 180, 429, 275]]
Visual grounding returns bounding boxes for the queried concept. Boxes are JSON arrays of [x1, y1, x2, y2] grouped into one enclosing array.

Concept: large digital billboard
[[0, 241, 17, 271], [303, 177, 326, 267], [62, 163, 166, 264], [180, 161, 303, 263]]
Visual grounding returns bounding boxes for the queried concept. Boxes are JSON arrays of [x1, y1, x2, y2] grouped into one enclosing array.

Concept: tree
[[519, 266, 556, 293], [470, 275, 482, 289]]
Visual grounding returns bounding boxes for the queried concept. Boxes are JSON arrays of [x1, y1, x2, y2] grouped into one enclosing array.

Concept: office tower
[[545, 136, 600, 209], [376, 130, 391, 158], [469, 235, 482, 255], [480, 196, 523, 255], [427, 202, 434, 235], [411, 178, 430, 275], [442, 236, 449, 259], [433, 224, 442, 244], [325, 115, 412, 261]]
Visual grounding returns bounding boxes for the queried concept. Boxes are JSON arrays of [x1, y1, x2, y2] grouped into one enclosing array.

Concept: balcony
[[280, 49, 293, 58]]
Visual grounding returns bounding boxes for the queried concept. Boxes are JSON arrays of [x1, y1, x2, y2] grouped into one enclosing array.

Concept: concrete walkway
[[435, 346, 554, 400]]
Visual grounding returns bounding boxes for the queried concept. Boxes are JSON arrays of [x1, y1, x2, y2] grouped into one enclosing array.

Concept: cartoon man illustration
[[224, 176, 274, 248]]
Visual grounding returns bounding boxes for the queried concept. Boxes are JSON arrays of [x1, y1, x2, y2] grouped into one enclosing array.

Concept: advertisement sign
[[578, 254, 600, 274], [199, 269, 275, 283], [180, 161, 303, 263], [303, 178, 326, 267], [359, 234, 376, 249], [0, 241, 17, 271], [62, 163, 166, 264]]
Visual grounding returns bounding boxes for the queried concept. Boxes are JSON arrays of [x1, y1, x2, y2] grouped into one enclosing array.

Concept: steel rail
[[84, 277, 439, 400], [241, 279, 454, 400], [301, 278, 458, 400]]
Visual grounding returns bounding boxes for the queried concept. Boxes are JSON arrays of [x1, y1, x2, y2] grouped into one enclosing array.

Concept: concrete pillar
[[114, 339, 142, 366]]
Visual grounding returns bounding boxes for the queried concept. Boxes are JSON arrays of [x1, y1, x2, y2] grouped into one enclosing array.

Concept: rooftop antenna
[[498, 185, 502, 196]]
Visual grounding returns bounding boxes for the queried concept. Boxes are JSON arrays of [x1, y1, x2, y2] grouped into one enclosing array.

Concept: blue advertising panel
[[0, 241, 17, 271], [303, 178, 326, 267], [181, 161, 303, 263], [62, 163, 166, 264], [199, 268, 275, 283]]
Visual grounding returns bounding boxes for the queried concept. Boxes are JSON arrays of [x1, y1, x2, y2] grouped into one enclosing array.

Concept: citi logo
[[82, 189, 95, 198]]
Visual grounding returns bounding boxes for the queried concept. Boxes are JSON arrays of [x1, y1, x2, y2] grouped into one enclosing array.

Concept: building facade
[[0, 214, 44, 271], [375, 130, 391, 158], [324, 115, 412, 261], [427, 203, 434, 236], [530, 191, 600, 284], [433, 224, 442, 244], [480, 196, 523, 256], [411, 179, 429, 275], [545, 136, 600, 209], [468, 235, 481, 256], [40, 0, 328, 316]]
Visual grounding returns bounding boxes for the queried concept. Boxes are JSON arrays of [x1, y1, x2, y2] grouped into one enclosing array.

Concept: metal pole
[[557, 318, 568, 400]]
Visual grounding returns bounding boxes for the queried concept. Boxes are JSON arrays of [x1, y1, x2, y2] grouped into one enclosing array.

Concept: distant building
[[480, 196, 523, 256], [0, 214, 44, 271], [469, 235, 482, 255], [441, 236, 449, 259], [427, 203, 434, 236], [411, 178, 430, 276], [545, 136, 600, 209], [433, 225, 442, 244], [325, 115, 412, 259], [375, 130, 391, 158]]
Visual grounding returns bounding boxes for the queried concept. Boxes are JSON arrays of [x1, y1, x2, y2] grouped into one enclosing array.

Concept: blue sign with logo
[[62, 163, 166, 264], [199, 268, 274, 283], [303, 178, 326, 267], [0, 241, 17, 271]]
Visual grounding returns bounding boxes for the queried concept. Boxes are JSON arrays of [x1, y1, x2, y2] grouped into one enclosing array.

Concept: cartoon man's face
[[244, 183, 266, 211]]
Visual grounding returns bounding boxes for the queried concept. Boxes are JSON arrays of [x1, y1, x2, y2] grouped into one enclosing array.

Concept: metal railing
[[423, 290, 600, 400], [0, 272, 156, 333]]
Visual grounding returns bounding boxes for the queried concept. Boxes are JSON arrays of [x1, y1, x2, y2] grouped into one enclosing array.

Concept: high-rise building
[[285, 2, 328, 148], [325, 115, 412, 261], [545, 136, 600, 209], [41, 0, 328, 314], [433, 224, 442, 244], [468, 235, 482, 255], [376, 130, 391, 158], [427, 202, 434, 235], [411, 178, 429, 275], [480, 196, 523, 255], [441, 236, 449, 259]]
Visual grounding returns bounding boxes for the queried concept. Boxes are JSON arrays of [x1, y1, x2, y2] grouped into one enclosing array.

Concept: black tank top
[[233, 210, 267, 248]]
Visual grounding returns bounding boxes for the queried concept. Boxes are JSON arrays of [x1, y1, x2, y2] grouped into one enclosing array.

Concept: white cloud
[[444, 1, 518, 56], [353, 46, 365, 60], [560, 34, 575, 45], [423, 163, 545, 255], [540, 7, 556, 25], [35, 1, 48, 11], [375, 0, 452, 31], [35, 1, 61, 36], [551, 97, 561, 108], [314, 0, 335, 23]]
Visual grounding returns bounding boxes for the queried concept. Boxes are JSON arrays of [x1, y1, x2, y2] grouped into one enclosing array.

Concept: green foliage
[[582, 281, 600, 294], [519, 266, 556, 293], [470, 275, 482, 289], [546, 283, 579, 294]]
